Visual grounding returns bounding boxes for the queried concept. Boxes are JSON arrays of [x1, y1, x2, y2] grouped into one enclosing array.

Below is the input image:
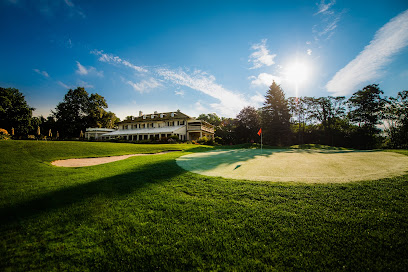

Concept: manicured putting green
[[176, 149, 408, 183]]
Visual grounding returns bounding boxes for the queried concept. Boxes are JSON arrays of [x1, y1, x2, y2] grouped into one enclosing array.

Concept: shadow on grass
[[176, 148, 375, 173], [0, 158, 185, 227]]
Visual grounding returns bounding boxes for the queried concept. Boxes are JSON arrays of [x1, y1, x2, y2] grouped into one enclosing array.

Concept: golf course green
[[177, 149, 408, 183]]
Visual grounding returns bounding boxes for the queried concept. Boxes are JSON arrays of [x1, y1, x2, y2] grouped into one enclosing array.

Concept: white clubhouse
[[85, 110, 214, 141]]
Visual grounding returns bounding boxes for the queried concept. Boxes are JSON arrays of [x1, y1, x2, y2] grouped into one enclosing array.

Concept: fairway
[[177, 149, 408, 183], [2, 141, 408, 271]]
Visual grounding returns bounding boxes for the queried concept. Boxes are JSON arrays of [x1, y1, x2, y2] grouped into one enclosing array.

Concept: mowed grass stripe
[[1, 141, 408, 271]]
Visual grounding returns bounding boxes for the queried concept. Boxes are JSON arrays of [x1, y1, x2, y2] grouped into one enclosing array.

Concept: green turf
[[1, 140, 408, 271], [176, 149, 408, 183]]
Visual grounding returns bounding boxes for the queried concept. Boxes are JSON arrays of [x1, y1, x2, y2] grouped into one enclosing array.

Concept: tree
[[308, 96, 346, 146], [196, 113, 222, 127], [101, 111, 120, 128], [216, 117, 237, 145], [86, 93, 108, 128], [347, 84, 386, 149], [197, 113, 227, 142], [261, 81, 292, 146], [0, 87, 34, 135], [235, 106, 261, 143], [53, 87, 112, 138], [384, 90, 408, 148]]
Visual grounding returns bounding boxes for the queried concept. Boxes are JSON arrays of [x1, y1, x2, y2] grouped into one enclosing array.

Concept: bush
[[197, 136, 215, 145], [0, 128, 10, 140]]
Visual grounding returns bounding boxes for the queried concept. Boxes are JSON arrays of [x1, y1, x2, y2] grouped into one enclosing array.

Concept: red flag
[[257, 128, 262, 136]]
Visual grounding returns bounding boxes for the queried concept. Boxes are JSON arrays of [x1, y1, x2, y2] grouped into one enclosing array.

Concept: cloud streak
[[326, 9, 408, 96], [157, 68, 248, 116], [90, 50, 263, 117], [313, 0, 343, 41], [75, 61, 103, 77], [248, 39, 276, 69], [33, 69, 50, 78], [127, 78, 162, 93], [315, 0, 335, 15], [91, 50, 147, 73]]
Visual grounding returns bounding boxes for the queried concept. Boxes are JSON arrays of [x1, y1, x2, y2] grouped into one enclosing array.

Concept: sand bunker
[[52, 151, 180, 167], [176, 149, 408, 183]]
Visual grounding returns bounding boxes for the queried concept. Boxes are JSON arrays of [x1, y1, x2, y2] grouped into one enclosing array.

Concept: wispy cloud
[[175, 89, 185, 96], [77, 80, 94, 89], [8, 0, 85, 18], [57, 81, 71, 89], [75, 61, 103, 77], [91, 50, 148, 73], [326, 9, 408, 96], [248, 39, 276, 69], [127, 78, 162, 93], [249, 73, 282, 87], [194, 101, 207, 112], [63, 0, 85, 18], [315, 0, 335, 15], [157, 68, 248, 116], [33, 69, 50, 78], [313, 0, 343, 41]]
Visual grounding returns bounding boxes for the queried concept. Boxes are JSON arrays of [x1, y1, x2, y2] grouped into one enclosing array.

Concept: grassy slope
[[1, 141, 408, 271]]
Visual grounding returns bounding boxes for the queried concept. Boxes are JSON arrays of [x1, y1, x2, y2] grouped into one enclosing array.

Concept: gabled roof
[[120, 111, 191, 124]]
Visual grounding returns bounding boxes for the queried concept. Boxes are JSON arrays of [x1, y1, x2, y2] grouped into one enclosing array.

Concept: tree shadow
[[176, 148, 380, 173], [0, 157, 186, 227]]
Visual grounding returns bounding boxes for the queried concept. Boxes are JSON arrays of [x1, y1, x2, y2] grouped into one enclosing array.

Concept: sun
[[285, 61, 309, 85]]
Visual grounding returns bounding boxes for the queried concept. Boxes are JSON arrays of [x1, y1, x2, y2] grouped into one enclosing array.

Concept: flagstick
[[261, 131, 263, 154]]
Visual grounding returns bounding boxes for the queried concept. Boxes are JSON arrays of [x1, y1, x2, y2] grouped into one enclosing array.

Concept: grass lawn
[[1, 140, 408, 271], [177, 148, 408, 183]]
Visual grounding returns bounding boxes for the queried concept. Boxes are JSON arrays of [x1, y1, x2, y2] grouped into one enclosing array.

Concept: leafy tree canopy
[[0, 87, 34, 135], [53, 87, 116, 138], [235, 106, 261, 143]]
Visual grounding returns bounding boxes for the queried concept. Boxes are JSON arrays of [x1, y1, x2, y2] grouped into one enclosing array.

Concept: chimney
[[139, 111, 143, 117]]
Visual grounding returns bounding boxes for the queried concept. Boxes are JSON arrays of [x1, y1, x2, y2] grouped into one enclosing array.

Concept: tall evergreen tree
[[261, 81, 292, 146]]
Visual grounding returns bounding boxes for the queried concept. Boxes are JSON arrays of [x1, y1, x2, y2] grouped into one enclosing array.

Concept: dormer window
[[151, 114, 155, 119], [171, 112, 175, 117], [160, 113, 164, 118], [143, 115, 146, 119]]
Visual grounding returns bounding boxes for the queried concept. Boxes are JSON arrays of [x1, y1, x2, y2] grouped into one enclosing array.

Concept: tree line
[[1, 82, 407, 148], [0, 87, 119, 139], [197, 82, 407, 149]]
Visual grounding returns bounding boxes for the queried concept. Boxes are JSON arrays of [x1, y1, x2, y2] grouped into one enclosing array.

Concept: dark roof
[[120, 111, 192, 124]]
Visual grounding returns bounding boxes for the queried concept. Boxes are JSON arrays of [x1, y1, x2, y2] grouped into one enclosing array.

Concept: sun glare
[[285, 61, 308, 84]]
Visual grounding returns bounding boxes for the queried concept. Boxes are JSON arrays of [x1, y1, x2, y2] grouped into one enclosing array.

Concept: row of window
[[122, 120, 185, 130], [123, 133, 185, 141]]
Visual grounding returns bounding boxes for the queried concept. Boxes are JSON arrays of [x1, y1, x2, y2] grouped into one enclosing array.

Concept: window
[[180, 121, 185, 125]]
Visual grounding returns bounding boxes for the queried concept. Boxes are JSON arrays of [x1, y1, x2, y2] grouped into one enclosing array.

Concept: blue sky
[[1, 0, 408, 119]]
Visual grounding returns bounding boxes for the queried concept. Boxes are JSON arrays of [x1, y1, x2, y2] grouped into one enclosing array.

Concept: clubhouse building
[[85, 110, 214, 141]]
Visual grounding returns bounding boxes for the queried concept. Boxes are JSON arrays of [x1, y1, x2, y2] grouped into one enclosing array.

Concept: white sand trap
[[52, 151, 179, 167], [176, 149, 408, 183]]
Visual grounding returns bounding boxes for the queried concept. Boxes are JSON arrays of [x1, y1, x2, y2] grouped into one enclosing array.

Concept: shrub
[[0, 128, 10, 140], [197, 136, 215, 145]]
